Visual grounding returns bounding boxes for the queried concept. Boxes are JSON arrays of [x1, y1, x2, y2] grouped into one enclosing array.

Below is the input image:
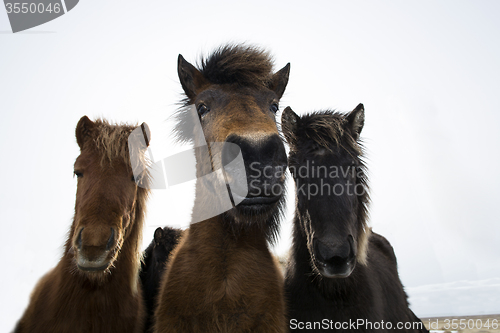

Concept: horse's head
[[150, 226, 183, 270], [71, 116, 150, 278], [282, 104, 370, 278], [175, 45, 290, 236]]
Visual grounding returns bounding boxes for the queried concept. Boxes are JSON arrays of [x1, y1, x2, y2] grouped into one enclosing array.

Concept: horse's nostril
[[106, 228, 115, 251], [76, 228, 83, 250], [315, 239, 333, 263], [330, 256, 347, 267]]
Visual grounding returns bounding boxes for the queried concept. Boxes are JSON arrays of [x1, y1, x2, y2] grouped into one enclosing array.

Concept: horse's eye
[[131, 175, 136, 182], [197, 104, 210, 117], [270, 103, 279, 113], [74, 171, 83, 178]]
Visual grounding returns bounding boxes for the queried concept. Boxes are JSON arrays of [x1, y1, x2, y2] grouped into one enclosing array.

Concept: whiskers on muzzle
[[72, 226, 121, 274]]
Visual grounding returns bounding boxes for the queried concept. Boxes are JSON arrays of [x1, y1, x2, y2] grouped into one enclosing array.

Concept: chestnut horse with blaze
[[14, 117, 151, 333]]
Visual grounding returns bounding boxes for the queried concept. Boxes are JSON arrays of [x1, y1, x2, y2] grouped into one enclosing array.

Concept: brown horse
[[154, 44, 290, 332], [14, 116, 151, 333]]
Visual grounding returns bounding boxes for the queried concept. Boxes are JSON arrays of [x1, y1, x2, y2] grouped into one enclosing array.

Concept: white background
[[1, 1, 499, 331]]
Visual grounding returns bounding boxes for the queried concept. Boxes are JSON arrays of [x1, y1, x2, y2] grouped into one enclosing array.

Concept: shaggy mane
[[89, 119, 150, 179], [284, 110, 362, 155], [199, 44, 275, 88]]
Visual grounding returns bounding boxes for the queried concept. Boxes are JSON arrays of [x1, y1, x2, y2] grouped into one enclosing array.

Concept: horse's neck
[[188, 218, 225, 250], [289, 214, 314, 274], [188, 169, 272, 267], [114, 213, 143, 293], [191, 174, 233, 223], [189, 214, 268, 254]]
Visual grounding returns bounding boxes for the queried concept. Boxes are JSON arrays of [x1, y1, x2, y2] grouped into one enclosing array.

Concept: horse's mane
[[89, 119, 150, 179], [284, 111, 361, 155], [91, 119, 137, 163], [198, 44, 275, 89]]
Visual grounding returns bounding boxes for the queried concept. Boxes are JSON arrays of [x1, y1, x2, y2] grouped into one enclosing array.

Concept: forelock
[[87, 120, 150, 178], [199, 44, 275, 88], [289, 111, 361, 155]]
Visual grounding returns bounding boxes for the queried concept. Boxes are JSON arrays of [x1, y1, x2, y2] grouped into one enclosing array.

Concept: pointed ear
[[281, 106, 299, 145], [178, 54, 209, 100], [346, 103, 365, 140], [76, 116, 95, 149], [269, 63, 290, 99], [154, 227, 164, 244], [140, 122, 151, 148]]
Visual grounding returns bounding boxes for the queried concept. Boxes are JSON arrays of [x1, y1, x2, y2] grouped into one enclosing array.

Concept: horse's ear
[[76, 116, 95, 149], [269, 63, 290, 99], [281, 106, 299, 144], [178, 54, 209, 100], [346, 103, 365, 140], [140, 122, 151, 148], [154, 227, 164, 244]]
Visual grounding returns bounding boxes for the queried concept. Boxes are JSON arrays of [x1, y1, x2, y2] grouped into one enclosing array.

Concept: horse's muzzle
[[74, 227, 117, 272], [222, 133, 287, 212], [312, 236, 356, 278]]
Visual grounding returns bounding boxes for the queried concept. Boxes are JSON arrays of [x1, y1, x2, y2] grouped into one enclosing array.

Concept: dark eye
[[270, 103, 279, 113], [197, 104, 210, 117], [131, 175, 136, 182], [74, 171, 83, 178]]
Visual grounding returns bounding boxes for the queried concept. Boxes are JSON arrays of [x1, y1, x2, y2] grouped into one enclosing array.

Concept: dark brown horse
[[282, 105, 427, 332], [154, 44, 290, 332], [14, 117, 151, 333], [140, 227, 184, 333]]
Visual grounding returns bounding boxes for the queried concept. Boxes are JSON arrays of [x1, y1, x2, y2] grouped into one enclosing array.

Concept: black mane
[[199, 44, 275, 88], [284, 110, 360, 154]]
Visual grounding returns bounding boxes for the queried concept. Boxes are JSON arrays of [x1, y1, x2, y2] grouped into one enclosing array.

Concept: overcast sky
[[1, 1, 499, 330]]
